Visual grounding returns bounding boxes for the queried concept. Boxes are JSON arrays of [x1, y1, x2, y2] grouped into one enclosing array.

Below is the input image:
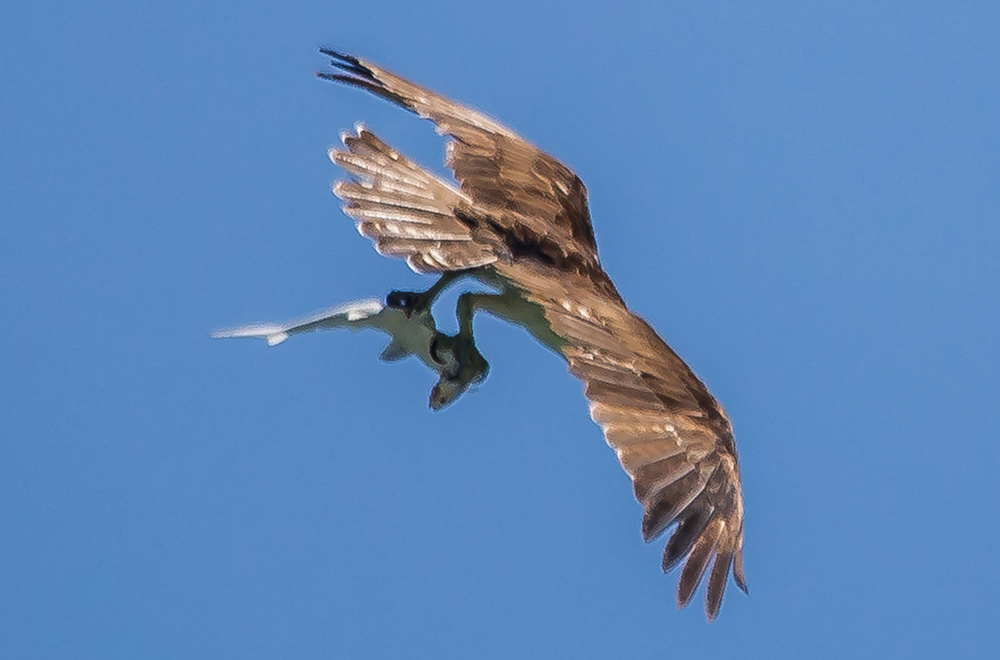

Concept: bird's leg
[[386, 270, 464, 317], [450, 291, 518, 381]]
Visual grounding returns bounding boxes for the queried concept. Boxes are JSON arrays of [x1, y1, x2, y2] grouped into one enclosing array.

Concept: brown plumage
[[319, 49, 748, 620]]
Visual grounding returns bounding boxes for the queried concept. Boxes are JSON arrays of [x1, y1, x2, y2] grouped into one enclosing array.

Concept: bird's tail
[[330, 125, 498, 274]]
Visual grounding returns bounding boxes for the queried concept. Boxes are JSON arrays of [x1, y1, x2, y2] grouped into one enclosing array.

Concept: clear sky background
[[2, 1, 998, 658]]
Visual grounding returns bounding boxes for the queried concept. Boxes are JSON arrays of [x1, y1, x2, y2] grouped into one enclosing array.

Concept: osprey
[[234, 49, 749, 620]]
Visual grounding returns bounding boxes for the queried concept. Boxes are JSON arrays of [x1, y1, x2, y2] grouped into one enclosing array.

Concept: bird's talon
[[455, 334, 489, 385], [426, 333, 489, 410]]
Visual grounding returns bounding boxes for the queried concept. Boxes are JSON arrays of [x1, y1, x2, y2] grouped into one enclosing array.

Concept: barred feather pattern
[[319, 49, 602, 274], [330, 126, 498, 274], [497, 261, 748, 620]]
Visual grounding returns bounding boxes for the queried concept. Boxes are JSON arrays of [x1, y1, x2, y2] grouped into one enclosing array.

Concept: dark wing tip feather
[[316, 47, 378, 88], [676, 541, 715, 609], [705, 551, 733, 620], [316, 49, 414, 112], [318, 48, 370, 77], [661, 507, 713, 573], [733, 549, 749, 595], [315, 72, 389, 100], [675, 519, 725, 616], [640, 512, 661, 543]]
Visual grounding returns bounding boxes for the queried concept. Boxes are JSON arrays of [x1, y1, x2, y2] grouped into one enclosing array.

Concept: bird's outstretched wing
[[320, 50, 747, 619], [330, 126, 499, 274], [319, 49, 602, 277], [501, 261, 748, 619]]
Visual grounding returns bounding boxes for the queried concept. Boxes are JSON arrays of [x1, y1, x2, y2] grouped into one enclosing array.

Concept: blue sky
[[2, 1, 999, 657]]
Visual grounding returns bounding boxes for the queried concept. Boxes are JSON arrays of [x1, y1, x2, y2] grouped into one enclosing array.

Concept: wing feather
[[496, 262, 747, 619], [319, 49, 602, 275], [677, 519, 723, 607], [705, 551, 734, 620], [641, 470, 712, 541], [329, 127, 496, 273]]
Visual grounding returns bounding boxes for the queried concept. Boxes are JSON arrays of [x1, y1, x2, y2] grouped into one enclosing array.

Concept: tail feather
[[330, 126, 497, 274]]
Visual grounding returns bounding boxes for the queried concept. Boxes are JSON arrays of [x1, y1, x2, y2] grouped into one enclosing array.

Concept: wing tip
[[733, 548, 749, 595], [662, 514, 751, 621], [669, 532, 747, 621], [317, 47, 369, 76]]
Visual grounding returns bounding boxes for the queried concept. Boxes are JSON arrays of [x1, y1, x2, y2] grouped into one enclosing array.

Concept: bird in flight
[[230, 48, 749, 620], [316, 49, 749, 619]]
